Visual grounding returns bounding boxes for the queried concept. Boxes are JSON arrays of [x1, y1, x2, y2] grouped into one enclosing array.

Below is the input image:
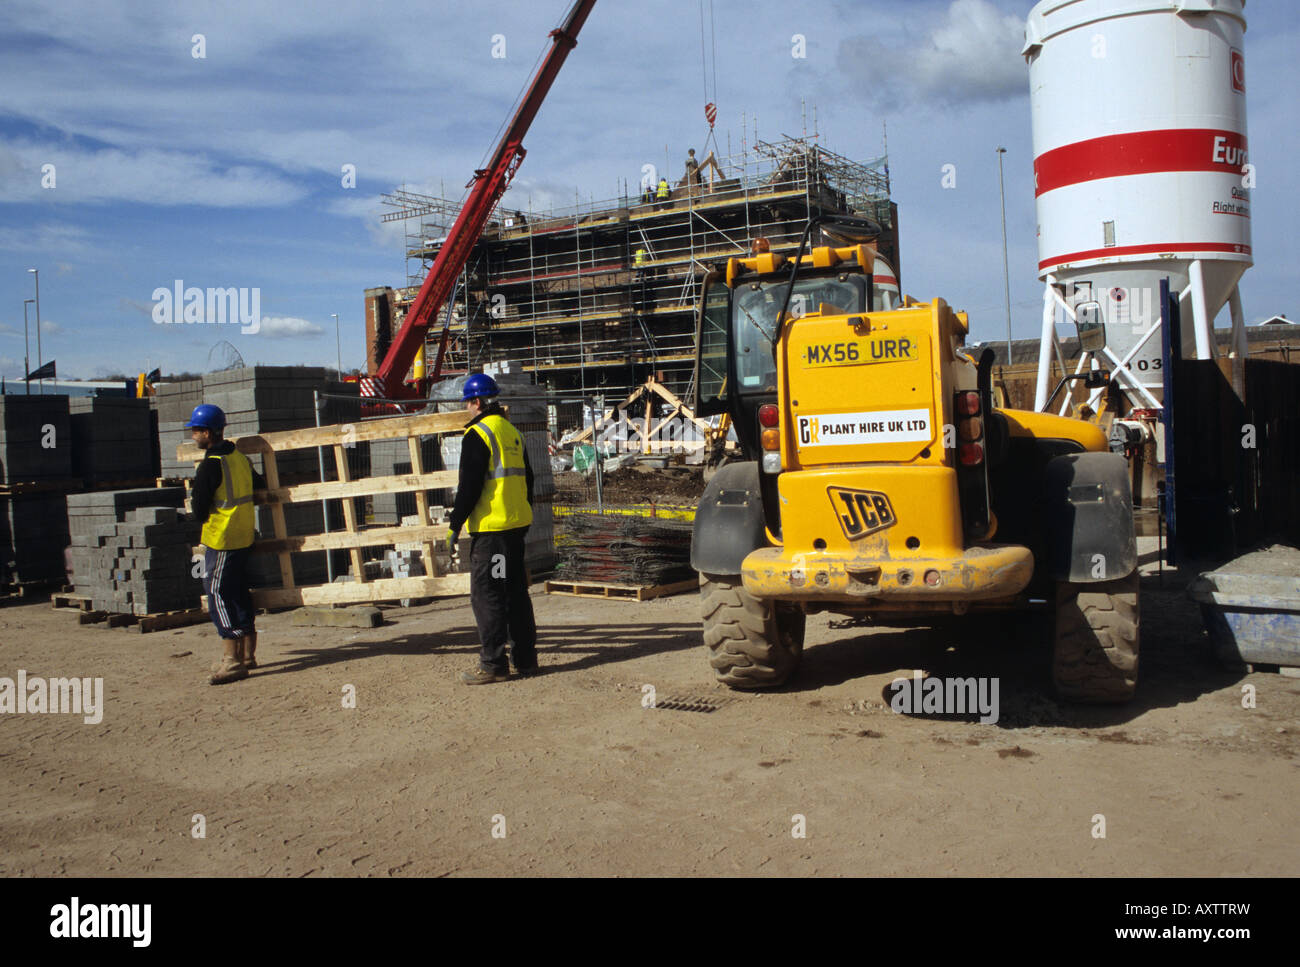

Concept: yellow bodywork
[[726, 267, 1103, 609]]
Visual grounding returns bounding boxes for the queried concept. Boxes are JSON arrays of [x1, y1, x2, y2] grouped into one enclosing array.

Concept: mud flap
[[1044, 452, 1137, 583], [690, 461, 768, 576]]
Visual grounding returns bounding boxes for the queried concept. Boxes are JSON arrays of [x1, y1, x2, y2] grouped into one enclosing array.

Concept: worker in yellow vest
[[447, 373, 537, 684], [187, 404, 264, 685], [656, 177, 670, 202]]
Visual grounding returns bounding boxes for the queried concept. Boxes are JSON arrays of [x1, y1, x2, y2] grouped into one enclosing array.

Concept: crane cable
[[698, 0, 719, 153]]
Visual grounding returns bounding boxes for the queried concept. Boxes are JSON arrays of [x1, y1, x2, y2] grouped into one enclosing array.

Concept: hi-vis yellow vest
[[201, 450, 256, 550], [466, 413, 533, 533]]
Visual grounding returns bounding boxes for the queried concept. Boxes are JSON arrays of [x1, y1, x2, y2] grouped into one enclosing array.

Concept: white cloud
[[838, 0, 1026, 109], [256, 316, 324, 338], [40, 319, 64, 335], [0, 140, 308, 207], [0, 222, 92, 254]]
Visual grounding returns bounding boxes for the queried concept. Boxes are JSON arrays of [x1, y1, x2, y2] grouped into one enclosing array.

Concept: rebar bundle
[[556, 513, 694, 586]]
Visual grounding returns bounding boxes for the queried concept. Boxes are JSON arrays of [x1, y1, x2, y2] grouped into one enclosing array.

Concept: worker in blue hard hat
[[447, 372, 538, 684], [186, 403, 266, 685]]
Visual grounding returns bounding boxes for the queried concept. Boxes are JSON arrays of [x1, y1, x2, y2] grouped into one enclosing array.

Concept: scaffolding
[[378, 134, 895, 420]]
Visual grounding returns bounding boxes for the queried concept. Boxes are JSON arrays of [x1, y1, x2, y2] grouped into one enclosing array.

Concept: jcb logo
[[828, 487, 896, 540]]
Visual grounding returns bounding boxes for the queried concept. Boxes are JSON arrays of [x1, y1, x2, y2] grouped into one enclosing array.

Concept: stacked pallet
[[157, 368, 362, 587], [0, 396, 75, 584], [68, 501, 203, 616], [69, 396, 154, 484]]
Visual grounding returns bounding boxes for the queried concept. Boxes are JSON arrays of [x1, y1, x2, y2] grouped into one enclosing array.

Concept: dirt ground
[[1, 554, 1297, 877]]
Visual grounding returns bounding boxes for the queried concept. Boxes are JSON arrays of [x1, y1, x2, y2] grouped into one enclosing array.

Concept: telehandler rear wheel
[[1052, 572, 1139, 703], [699, 573, 805, 688]]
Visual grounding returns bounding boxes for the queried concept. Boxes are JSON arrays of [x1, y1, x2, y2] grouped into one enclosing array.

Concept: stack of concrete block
[[0, 494, 71, 584], [153, 380, 205, 479], [67, 503, 202, 615], [0, 395, 72, 484], [69, 396, 154, 484], [370, 437, 442, 524], [155, 368, 361, 479], [67, 486, 187, 541]]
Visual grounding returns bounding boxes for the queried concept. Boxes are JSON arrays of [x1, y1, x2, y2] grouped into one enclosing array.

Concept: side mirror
[[1075, 300, 1106, 352]]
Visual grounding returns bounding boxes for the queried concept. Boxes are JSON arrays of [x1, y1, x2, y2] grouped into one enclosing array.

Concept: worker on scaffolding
[[685, 148, 701, 187], [656, 176, 671, 207], [447, 373, 538, 684]]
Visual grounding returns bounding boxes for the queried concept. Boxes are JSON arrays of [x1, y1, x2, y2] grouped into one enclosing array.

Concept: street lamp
[[26, 268, 42, 393], [995, 148, 1013, 365], [23, 299, 34, 396], [331, 313, 342, 377]]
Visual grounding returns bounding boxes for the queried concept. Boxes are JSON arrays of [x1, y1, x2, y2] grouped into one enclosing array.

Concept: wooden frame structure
[[177, 411, 472, 608], [571, 376, 717, 453]]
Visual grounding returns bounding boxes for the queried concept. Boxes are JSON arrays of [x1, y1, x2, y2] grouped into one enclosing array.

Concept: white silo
[[1023, 0, 1251, 410]]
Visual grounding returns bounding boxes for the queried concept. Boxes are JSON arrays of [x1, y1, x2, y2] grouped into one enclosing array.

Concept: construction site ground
[[2, 543, 1296, 878]]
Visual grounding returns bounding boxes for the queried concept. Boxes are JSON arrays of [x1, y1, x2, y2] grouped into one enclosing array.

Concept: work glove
[[445, 531, 459, 557]]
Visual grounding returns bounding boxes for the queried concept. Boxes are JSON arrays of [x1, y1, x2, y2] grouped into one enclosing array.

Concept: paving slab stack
[[66, 488, 200, 614], [69, 396, 155, 484], [0, 395, 74, 584], [152, 368, 363, 589]]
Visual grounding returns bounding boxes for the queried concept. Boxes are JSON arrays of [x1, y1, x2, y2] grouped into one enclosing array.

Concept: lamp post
[[23, 299, 34, 395], [331, 313, 342, 377], [26, 268, 42, 393], [995, 148, 1013, 365]]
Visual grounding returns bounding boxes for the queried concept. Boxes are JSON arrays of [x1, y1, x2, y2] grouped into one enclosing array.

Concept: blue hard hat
[[185, 403, 226, 431], [461, 373, 500, 402]]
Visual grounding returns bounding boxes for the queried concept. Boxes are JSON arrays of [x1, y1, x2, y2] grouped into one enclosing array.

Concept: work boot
[[209, 640, 248, 685], [461, 667, 510, 685], [240, 631, 258, 670]]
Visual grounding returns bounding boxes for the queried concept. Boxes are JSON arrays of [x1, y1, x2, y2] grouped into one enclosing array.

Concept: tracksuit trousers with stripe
[[204, 546, 256, 640]]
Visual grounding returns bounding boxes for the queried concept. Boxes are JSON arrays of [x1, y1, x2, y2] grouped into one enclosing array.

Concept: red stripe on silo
[[1034, 129, 1248, 196], [1039, 240, 1252, 272]]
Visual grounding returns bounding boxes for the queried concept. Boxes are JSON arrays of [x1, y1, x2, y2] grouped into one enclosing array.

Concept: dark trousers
[[469, 527, 536, 673], [204, 546, 255, 640]]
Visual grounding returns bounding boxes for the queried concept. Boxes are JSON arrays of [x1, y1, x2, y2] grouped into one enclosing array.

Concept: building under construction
[[365, 133, 897, 422]]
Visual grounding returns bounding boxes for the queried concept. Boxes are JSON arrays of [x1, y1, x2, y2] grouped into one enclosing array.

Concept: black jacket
[[448, 410, 534, 535], [191, 440, 267, 527]]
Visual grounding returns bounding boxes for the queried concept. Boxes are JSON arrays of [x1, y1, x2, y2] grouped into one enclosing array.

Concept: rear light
[[958, 417, 983, 442], [959, 442, 984, 466], [923, 569, 941, 586], [956, 391, 981, 417], [759, 405, 780, 474]]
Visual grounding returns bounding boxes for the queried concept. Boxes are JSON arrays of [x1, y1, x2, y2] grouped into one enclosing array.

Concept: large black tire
[[1052, 572, 1140, 703], [699, 573, 805, 689]]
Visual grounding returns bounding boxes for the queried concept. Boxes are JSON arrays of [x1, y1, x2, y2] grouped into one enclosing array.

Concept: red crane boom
[[372, 0, 597, 400]]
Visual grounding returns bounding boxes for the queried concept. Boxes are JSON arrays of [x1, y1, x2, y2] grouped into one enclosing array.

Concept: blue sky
[[1, 0, 1296, 380]]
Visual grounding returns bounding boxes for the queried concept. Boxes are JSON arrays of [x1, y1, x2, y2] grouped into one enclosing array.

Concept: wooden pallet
[[0, 477, 82, 496], [175, 410, 474, 608], [543, 578, 697, 601], [68, 605, 210, 633], [51, 592, 94, 611]]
